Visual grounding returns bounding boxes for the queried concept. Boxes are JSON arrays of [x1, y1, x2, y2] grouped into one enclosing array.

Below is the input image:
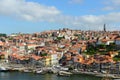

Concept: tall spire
[[103, 24, 106, 32]]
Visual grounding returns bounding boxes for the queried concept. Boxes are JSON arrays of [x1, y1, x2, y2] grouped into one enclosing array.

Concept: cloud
[[0, 0, 120, 31], [50, 12, 120, 31], [111, 0, 120, 5], [69, 0, 83, 4], [103, 0, 120, 11], [102, 6, 115, 11], [0, 0, 60, 21]]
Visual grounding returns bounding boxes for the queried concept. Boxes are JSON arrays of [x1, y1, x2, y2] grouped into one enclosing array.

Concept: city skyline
[[0, 0, 120, 34]]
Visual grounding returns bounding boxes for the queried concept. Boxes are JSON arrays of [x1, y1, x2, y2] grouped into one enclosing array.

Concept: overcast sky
[[0, 0, 120, 34]]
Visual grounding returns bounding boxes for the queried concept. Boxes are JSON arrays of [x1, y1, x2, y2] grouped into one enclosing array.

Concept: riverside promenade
[[0, 61, 120, 80], [72, 70, 120, 79]]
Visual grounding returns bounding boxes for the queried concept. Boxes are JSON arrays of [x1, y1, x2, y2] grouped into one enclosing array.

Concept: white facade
[[51, 54, 58, 60], [106, 41, 114, 45], [51, 54, 58, 65]]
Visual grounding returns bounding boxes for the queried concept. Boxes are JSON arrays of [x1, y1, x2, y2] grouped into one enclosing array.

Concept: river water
[[0, 72, 102, 80]]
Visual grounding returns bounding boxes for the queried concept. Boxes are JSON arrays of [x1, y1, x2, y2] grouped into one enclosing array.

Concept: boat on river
[[0, 66, 9, 72], [57, 71, 72, 77], [23, 69, 33, 73], [34, 69, 47, 74]]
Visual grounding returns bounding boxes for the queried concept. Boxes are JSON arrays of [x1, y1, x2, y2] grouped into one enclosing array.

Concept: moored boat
[[57, 71, 72, 77], [23, 68, 33, 73], [0, 66, 9, 72], [34, 69, 47, 74]]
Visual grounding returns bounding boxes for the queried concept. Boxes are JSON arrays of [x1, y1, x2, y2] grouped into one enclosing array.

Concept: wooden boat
[[57, 71, 72, 77], [23, 69, 33, 73], [0, 66, 9, 72], [35, 69, 47, 74]]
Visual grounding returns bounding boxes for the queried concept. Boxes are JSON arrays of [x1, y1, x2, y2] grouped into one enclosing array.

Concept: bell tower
[[103, 24, 106, 32]]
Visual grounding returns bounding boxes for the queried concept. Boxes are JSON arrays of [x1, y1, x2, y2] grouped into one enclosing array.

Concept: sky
[[0, 0, 120, 34]]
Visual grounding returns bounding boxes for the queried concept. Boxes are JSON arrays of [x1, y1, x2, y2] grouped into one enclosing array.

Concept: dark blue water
[[0, 72, 102, 80]]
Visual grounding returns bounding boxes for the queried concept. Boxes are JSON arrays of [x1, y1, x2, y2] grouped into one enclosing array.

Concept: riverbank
[[72, 70, 120, 79], [0, 62, 120, 79], [0, 71, 102, 80]]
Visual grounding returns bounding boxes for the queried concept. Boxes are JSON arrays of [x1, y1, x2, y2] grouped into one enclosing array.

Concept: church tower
[[103, 24, 106, 32]]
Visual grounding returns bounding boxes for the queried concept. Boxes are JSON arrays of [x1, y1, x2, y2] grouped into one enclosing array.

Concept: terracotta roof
[[31, 54, 42, 60], [0, 41, 4, 46], [116, 38, 120, 41]]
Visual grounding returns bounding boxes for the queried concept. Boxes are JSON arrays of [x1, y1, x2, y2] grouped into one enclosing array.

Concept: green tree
[[0, 33, 7, 37], [113, 53, 120, 61], [85, 44, 98, 55]]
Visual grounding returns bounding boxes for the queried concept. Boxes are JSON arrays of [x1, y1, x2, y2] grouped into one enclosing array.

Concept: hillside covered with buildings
[[0, 27, 120, 74]]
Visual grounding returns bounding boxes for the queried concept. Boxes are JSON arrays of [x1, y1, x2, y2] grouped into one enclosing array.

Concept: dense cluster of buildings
[[0, 27, 120, 73]]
